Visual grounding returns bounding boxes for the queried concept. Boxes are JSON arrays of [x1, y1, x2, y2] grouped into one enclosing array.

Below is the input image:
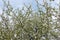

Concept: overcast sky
[[0, 0, 59, 14]]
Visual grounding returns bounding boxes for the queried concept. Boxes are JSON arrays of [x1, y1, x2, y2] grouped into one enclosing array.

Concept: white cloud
[[55, 0, 59, 4], [0, 8, 2, 15]]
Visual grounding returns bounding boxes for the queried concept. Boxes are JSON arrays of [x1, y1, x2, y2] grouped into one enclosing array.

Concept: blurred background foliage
[[0, 0, 60, 40]]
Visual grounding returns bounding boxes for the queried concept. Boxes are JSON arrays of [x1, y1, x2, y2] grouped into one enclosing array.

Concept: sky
[[0, 0, 59, 14], [0, 0, 38, 9]]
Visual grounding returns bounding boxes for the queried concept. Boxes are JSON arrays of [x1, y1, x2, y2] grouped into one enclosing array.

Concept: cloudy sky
[[0, 0, 59, 14]]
